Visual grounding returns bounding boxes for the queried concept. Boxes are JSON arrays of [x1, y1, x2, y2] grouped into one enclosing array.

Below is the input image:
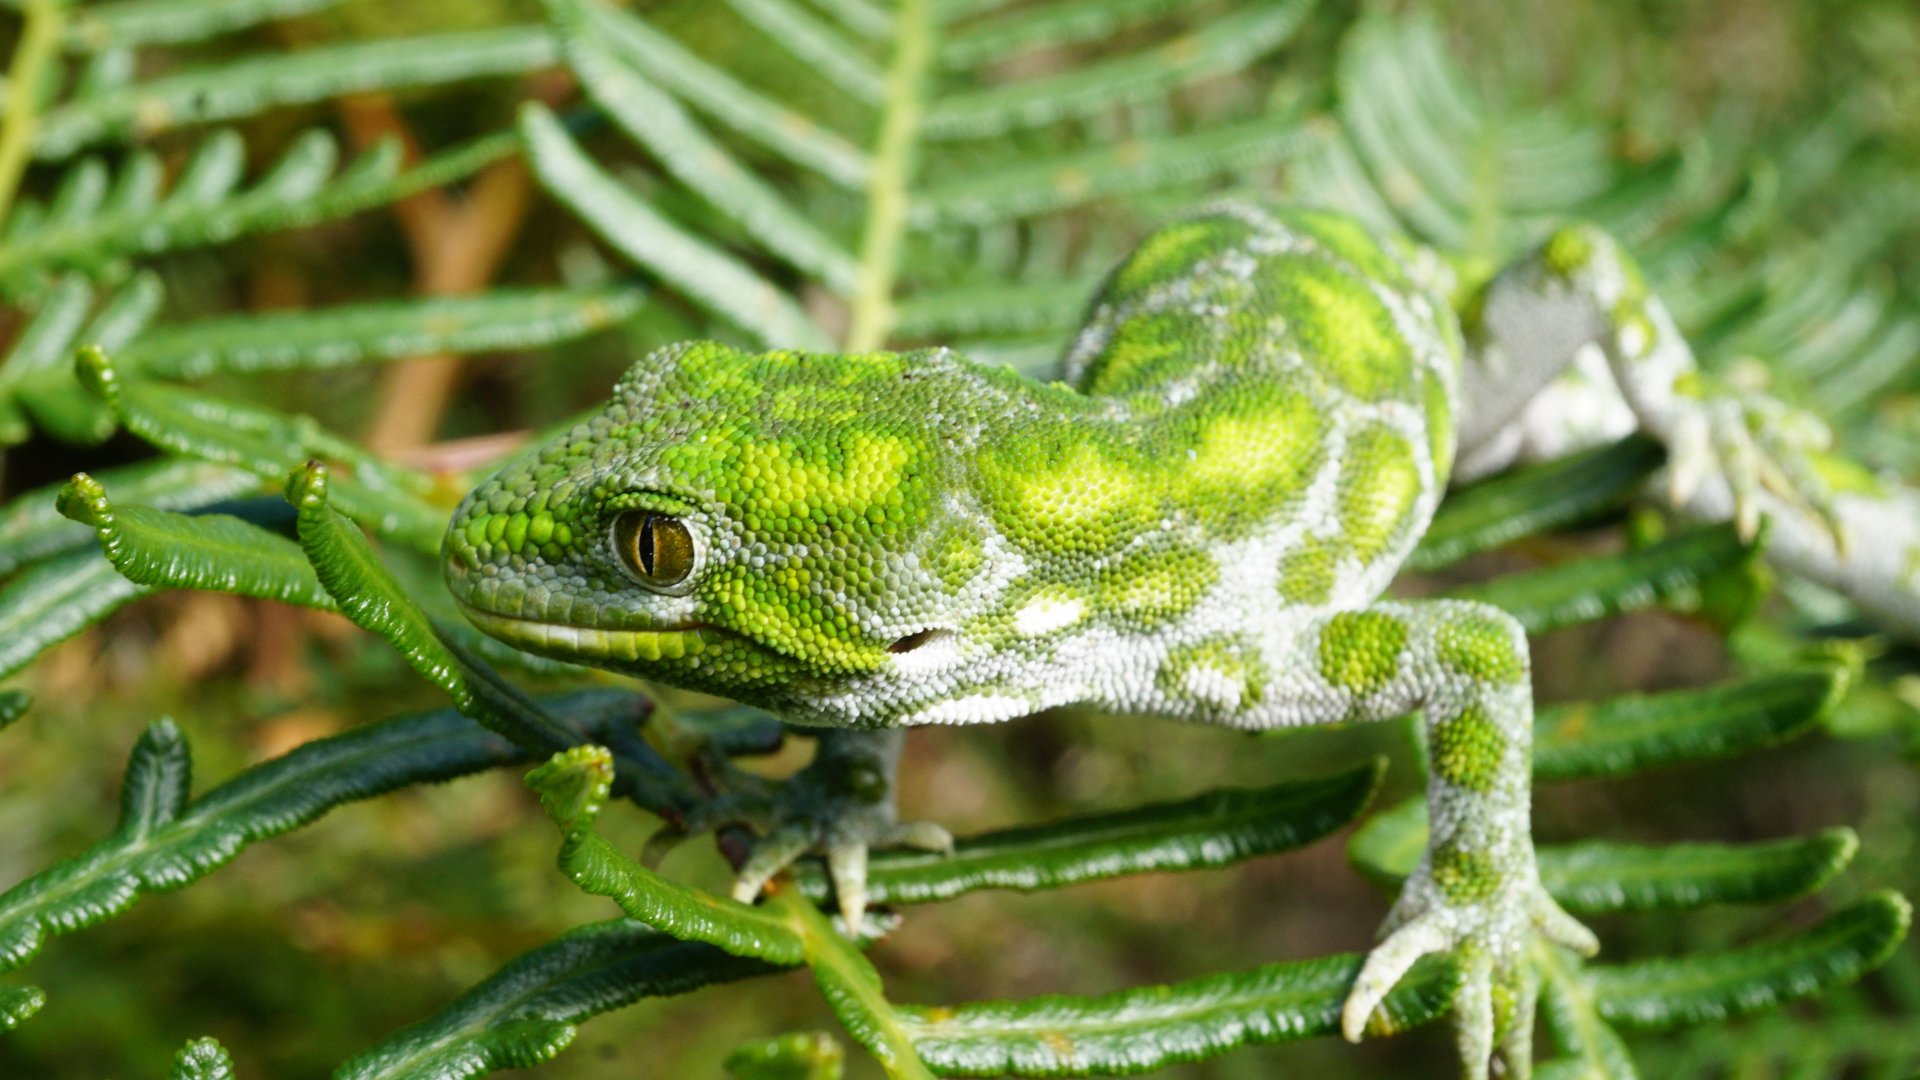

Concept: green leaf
[[910, 116, 1310, 228], [0, 548, 151, 681], [57, 471, 336, 610], [893, 276, 1095, 340], [1590, 891, 1913, 1029], [1534, 665, 1845, 781], [339, 919, 774, 1080], [1351, 798, 1858, 914], [77, 347, 449, 551], [1413, 436, 1666, 571], [566, 0, 870, 188], [0, 706, 522, 976], [775, 893, 933, 1080], [722, 0, 884, 104], [35, 29, 558, 157], [527, 745, 807, 965], [65, 0, 348, 51], [1446, 522, 1759, 634], [939, 0, 1189, 70], [118, 286, 647, 379], [897, 953, 1459, 1075], [168, 1036, 235, 1080], [2, 130, 400, 286], [1, 459, 260, 575], [1536, 944, 1640, 1080], [0, 983, 45, 1029], [0, 691, 28, 730], [552, 0, 860, 293], [288, 462, 581, 755], [726, 1032, 845, 1080], [794, 761, 1381, 907], [520, 103, 833, 351], [922, 2, 1313, 140]]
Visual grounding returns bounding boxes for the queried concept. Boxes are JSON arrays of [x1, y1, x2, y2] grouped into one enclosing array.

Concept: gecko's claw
[[1667, 385, 1846, 553], [714, 730, 950, 931], [1342, 864, 1595, 1078]]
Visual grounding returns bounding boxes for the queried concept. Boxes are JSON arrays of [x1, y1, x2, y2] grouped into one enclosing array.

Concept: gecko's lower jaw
[[453, 599, 713, 663]]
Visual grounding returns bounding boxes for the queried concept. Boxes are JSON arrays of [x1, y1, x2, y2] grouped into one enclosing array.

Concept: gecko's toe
[[732, 823, 814, 905]]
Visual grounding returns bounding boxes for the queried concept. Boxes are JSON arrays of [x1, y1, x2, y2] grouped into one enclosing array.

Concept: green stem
[[0, 0, 64, 235], [844, 0, 931, 352]]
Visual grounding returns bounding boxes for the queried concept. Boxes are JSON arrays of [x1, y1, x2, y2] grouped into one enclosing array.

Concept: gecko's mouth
[[454, 600, 714, 663]]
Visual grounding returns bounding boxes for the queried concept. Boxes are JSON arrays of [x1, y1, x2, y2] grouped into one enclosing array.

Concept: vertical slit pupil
[[638, 515, 656, 576]]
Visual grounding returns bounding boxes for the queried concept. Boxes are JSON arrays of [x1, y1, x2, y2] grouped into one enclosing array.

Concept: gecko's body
[[445, 203, 1920, 1076]]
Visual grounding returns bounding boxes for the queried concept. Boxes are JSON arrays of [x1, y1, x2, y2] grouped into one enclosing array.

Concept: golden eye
[[613, 511, 696, 588]]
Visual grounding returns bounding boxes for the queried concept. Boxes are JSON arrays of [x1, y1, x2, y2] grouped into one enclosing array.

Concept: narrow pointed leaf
[[898, 953, 1459, 1075], [530, 746, 806, 964], [893, 276, 1095, 340], [289, 462, 580, 754], [725, 1032, 845, 1080], [57, 472, 335, 609], [554, 3, 859, 292], [923, 1, 1313, 140], [571, 0, 869, 188], [77, 348, 449, 551], [65, 0, 348, 50], [1352, 798, 1858, 913], [119, 286, 646, 379], [339, 919, 772, 1080], [1413, 436, 1666, 570], [0, 133, 406, 282], [36, 29, 557, 156], [940, 0, 1189, 70], [1590, 891, 1912, 1029], [0, 459, 260, 575], [1445, 522, 1759, 633], [1534, 665, 1844, 780], [168, 1037, 235, 1080], [912, 116, 1309, 228], [795, 762, 1381, 907], [0, 548, 151, 681], [722, 0, 884, 103], [521, 104, 831, 350], [0, 705, 523, 976], [1537, 946, 1640, 1080], [0, 984, 44, 1029], [0, 691, 28, 731], [775, 893, 933, 1080]]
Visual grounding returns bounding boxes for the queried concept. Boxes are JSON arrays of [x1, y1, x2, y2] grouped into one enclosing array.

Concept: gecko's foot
[[701, 730, 952, 931], [1667, 375, 1846, 551], [1341, 865, 1597, 1077]]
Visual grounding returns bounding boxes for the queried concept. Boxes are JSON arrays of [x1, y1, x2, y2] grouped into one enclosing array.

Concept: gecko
[[442, 202, 1920, 1076]]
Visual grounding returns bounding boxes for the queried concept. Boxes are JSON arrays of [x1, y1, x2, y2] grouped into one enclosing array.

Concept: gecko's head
[[444, 341, 998, 710]]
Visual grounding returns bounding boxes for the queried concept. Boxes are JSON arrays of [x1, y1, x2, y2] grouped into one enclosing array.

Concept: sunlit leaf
[[167, 1036, 235, 1080], [0, 548, 150, 681]]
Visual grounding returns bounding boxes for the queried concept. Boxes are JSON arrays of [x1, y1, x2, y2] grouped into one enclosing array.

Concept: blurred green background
[[3, 0, 1919, 1076]]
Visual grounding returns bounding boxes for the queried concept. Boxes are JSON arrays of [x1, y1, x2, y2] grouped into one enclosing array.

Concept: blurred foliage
[[1, 0, 1919, 1077]]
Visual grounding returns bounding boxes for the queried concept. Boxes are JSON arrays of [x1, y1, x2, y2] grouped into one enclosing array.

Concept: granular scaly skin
[[447, 202, 1919, 1077]]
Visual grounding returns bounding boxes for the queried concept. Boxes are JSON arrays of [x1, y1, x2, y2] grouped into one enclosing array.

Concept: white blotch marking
[[907, 694, 1035, 726], [1014, 595, 1086, 637], [1180, 664, 1245, 710]]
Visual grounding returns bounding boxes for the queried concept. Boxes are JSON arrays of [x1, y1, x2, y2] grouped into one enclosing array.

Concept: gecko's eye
[[613, 511, 697, 589]]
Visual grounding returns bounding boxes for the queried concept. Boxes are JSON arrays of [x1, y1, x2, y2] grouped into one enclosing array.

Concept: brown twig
[[338, 93, 534, 457]]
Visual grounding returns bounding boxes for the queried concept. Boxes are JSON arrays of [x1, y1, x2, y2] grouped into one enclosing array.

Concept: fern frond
[[35, 28, 557, 157], [63, 0, 348, 51]]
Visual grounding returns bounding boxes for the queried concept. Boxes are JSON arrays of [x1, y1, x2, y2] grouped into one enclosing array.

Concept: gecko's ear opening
[[888, 628, 953, 654]]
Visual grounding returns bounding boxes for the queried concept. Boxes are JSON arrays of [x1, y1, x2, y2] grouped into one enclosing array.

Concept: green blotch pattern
[[1260, 253, 1415, 403], [1158, 636, 1268, 710], [1431, 843, 1502, 904], [1317, 610, 1409, 694], [1277, 535, 1341, 605], [1096, 545, 1220, 628], [1336, 424, 1422, 563], [1431, 702, 1506, 794], [1542, 227, 1596, 277], [1437, 612, 1525, 684]]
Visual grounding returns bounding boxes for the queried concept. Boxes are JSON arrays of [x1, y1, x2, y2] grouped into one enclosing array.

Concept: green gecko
[[444, 202, 1920, 1076]]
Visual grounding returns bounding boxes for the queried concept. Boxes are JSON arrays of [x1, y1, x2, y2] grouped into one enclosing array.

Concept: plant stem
[[0, 0, 64, 235], [844, 0, 931, 352]]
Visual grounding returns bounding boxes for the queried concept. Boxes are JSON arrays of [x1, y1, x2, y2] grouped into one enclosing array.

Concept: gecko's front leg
[[1250, 600, 1598, 1074], [704, 727, 953, 928]]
